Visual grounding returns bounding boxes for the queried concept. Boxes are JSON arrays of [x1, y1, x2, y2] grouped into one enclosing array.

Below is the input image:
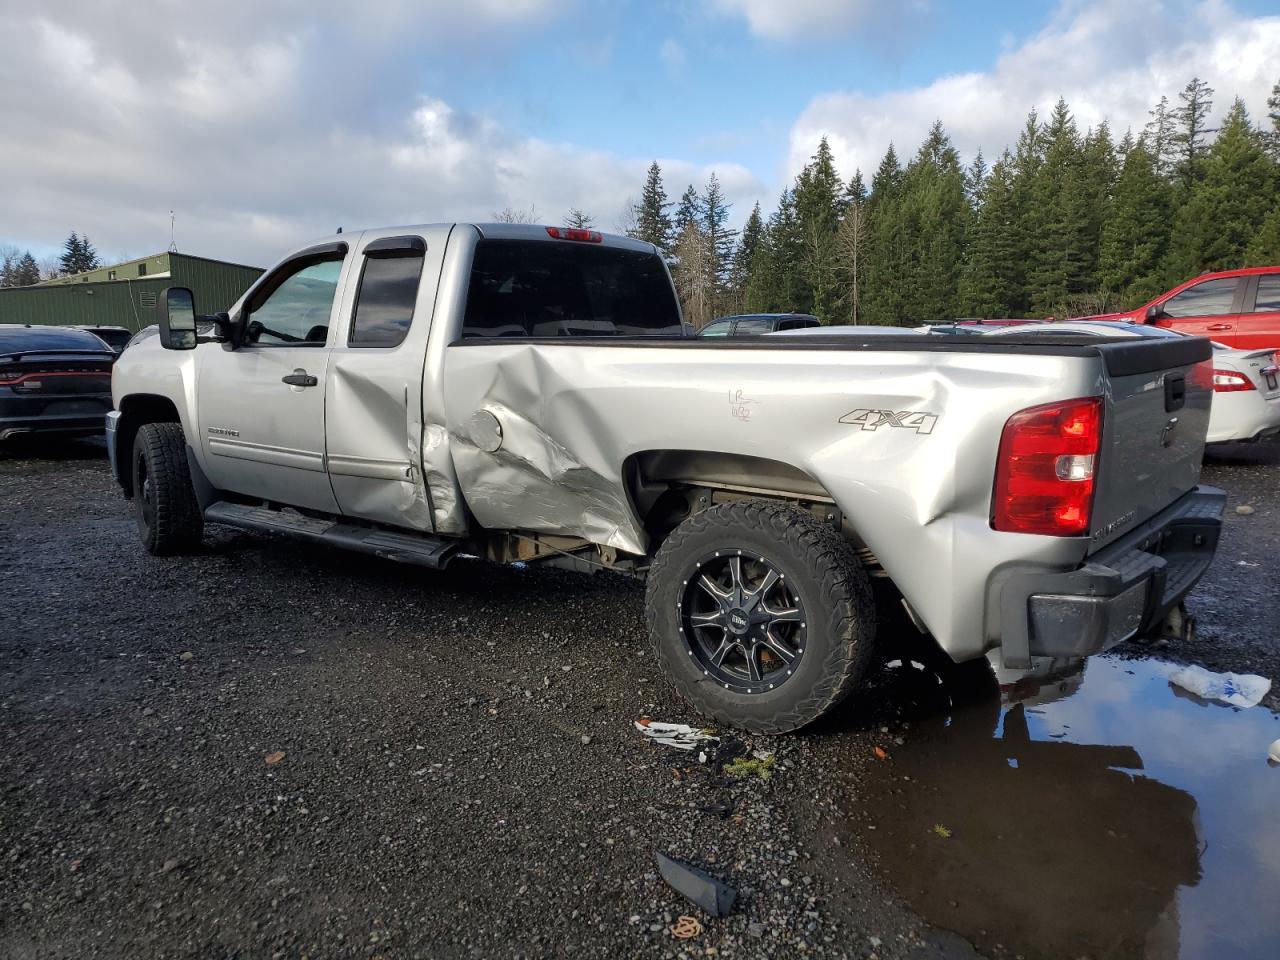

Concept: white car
[[981, 321, 1280, 444]]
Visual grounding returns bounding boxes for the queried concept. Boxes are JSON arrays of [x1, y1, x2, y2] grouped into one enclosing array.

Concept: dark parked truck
[[1, 324, 115, 440], [106, 223, 1225, 732]]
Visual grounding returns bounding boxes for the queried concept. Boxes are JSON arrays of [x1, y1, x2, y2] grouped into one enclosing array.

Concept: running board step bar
[[203, 502, 459, 569]]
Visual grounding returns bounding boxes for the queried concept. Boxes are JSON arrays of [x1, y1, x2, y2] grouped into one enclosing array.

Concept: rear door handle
[[282, 369, 318, 387], [1207, 323, 1232, 331]]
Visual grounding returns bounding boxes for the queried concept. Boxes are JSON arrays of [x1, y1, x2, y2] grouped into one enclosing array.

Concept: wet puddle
[[851, 656, 1280, 959]]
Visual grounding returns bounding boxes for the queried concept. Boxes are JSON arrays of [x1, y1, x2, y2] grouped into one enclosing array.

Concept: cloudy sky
[[2, 0, 1277, 268]]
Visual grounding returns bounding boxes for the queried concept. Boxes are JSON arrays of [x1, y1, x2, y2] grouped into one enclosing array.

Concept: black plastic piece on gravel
[[654, 851, 737, 917]]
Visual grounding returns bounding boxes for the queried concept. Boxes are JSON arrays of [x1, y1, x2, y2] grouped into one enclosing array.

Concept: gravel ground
[[1, 436, 1276, 959]]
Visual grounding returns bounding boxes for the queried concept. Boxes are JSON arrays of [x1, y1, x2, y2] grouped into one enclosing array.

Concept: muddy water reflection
[[853, 657, 1280, 959]]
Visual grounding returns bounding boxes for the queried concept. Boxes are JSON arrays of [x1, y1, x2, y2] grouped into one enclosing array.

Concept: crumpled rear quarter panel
[[442, 341, 1102, 658]]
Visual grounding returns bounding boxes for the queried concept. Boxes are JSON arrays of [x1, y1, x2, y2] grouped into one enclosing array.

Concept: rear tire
[[132, 422, 203, 555], [645, 500, 876, 733]]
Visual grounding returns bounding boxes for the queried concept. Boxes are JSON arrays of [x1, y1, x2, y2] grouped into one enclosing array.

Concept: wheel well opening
[[117, 395, 182, 497], [627, 449, 839, 548]]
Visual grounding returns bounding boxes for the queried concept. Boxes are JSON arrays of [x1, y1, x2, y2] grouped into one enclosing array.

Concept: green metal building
[[0, 252, 264, 331]]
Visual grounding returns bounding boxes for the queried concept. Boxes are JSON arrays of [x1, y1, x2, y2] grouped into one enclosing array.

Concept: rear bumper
[[0, 397, 112, 440], [998, 486, 1225, 668]]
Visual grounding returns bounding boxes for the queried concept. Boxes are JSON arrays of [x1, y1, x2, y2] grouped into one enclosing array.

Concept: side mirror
[[158, 287, 198, 350], [1144, 304, 1165, 323]]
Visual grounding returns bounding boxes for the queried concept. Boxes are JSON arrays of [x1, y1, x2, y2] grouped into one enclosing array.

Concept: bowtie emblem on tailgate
[[839, 408, 938, 435]]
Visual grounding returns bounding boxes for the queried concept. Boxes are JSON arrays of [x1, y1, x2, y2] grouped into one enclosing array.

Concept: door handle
[[282, 369, 318, 387], [1207, 323, 1232, 331]]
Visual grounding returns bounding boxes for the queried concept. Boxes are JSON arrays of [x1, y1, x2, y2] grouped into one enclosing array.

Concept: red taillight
[[992, 397, 1103, 536], [1211, 369, 1255, 392], [545, 226, 603, 243]]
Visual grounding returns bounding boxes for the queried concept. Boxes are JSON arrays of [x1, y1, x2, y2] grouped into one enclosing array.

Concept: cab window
[[1161, 278, 1238, 318], [1253, 275, 1280, 313], [699, 319, 733, 337], [349, 238, 426, 347], [245, 258, 343, 346]]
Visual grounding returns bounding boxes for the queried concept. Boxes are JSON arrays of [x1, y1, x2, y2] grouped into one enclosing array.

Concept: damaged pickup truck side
[[107, 223, 1226, 732]]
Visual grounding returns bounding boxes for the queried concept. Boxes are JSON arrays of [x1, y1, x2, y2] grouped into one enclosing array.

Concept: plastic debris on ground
[[634, 718, 720, 751], [1168, 664, 1271, 708], [654, 851, 737, 917]]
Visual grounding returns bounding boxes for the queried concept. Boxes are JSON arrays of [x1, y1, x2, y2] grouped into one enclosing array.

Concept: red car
[[1075, 266, 1280, 350]]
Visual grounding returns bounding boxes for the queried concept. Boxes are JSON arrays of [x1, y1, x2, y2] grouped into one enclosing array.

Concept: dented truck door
[[323, 229, 447, 531]]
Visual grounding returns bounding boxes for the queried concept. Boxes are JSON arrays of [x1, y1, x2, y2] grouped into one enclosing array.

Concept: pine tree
[[1005, 110, 1046, 315], [964, 149, 989, 209], [861, 145, 906, 324], [674, 185, 701, 234], [80, 235, 100, 271], [563, 208, 595, 229], [1099, 141, 1170, 304], [1265, 79, 1280, 161], [843, 169, 867, 206], [1171, 77, 1215, 190], [1025, 99, 1092, 315], [747, 189, 806, 313], [60, 232, 83, 275], [1245, 207, 1280, 265], [57, 231, 101, 275], [15, 252, 41, 286], [0, 253, 14, 287], [1144, 95, 1177, 178], [631, 162, 673, 251], [960, 151, 1020, 317], [891, 121, 969, 322], [1164, 98, 1273, 278], [727, 203, 764, 314], [792, 137, 844, 321], [701, 172, 737, 314]]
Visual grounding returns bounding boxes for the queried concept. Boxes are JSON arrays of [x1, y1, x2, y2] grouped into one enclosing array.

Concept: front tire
[[132, 422, 203, 555], [645, 500, 876, 733]]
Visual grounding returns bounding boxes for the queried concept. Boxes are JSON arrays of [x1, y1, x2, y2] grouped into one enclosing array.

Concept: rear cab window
[[462, 239, 682, 338]]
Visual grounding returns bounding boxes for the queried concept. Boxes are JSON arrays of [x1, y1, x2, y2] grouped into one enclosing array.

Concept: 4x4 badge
[[839, 408, 938, 435]]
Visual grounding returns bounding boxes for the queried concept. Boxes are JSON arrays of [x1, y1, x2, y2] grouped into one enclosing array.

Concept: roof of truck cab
[[299, 223, 660, 256]]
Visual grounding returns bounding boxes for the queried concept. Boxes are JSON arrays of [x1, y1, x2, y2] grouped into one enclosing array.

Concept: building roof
[[37, 251, 263, 286]]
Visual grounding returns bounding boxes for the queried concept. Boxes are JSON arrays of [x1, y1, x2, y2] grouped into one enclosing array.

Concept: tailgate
[[1088, 337, 1213, 553]]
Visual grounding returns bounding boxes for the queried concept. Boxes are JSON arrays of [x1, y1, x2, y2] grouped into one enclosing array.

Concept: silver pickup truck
[[107, 223, 1225, 732]]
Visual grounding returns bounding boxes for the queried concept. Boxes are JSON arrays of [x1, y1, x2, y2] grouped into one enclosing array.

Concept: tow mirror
[[158, 287, 198, 350]]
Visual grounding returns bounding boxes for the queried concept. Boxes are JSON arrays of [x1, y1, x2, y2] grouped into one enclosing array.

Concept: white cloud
[[0, 1, 763, 266], [787, 0, 1280, 180], [708, 0, 927, 41]]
